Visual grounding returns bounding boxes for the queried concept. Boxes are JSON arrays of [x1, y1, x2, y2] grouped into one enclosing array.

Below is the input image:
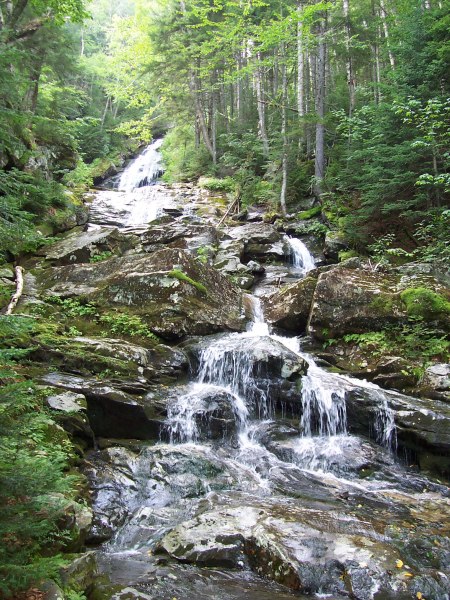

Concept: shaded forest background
[[0, 0, 449, 265]]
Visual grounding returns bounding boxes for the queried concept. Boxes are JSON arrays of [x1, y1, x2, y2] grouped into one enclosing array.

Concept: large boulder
[[41, 372, 166, 440], [38, 248, 245, 340], [323, 231, 349, 261], [140, 223, 219, 255], [41, 226, 137, 265], [264, 274, 318, 332], [308, 265, 450, 341], [224, 223, 286, 263], [157, 502, 406, 597], [418, 363, 450, 402], [308, 266, 405, 340]]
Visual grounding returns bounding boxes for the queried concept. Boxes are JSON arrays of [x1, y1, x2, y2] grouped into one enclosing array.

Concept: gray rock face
[[38, 248, 245, 340], [224, 223, 286, 262], [157, 502, 402, 596], [308, 266, 406, 340], [264, 275, 318, 332], [323, 231, 349, 261], [45, 390, 93, 441], [41, 373, 166, 440], [141, 223, 219, 256], [419, 363, 450, 402], [346, 386, 450, 476], [41, 226, 137, 265]]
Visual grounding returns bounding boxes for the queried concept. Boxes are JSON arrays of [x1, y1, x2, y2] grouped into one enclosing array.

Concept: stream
[[82, 141, 449, 600]]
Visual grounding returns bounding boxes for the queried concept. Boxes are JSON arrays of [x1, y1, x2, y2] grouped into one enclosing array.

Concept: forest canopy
[[0, 0, 449, 261]]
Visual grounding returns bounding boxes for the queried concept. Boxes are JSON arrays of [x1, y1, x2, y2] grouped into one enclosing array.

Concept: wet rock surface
[[40, 226, 137, 265]]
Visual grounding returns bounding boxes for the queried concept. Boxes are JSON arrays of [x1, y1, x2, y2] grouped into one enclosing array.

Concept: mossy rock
[[298, 206, 321, 220], [37, 248, 245, 340], [400, 287, 450, 322]]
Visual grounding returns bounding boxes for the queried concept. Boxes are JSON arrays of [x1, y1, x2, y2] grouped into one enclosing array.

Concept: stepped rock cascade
[[42, 143, 448, 600]]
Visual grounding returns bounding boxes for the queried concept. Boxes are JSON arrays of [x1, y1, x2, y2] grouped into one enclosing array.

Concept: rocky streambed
[[12, 144, 450, 600]]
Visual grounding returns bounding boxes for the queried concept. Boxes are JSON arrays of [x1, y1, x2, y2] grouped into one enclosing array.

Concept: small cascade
[[285, 236, 315, 274], [118, 139, 164, 192], [299, 363, 348, 437], [373, 389, 397, 450], [246, 294, 270, 336]]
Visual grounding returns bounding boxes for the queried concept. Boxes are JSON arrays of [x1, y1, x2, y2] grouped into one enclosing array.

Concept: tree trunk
[[236, 50, 243, 123], [343, 0, 356, 118], [280, 42, 288, 216], [191, 73, 215, 161], [255, 52, 269, 157], [379, 0, 395, 69], [313, 13, 327, 200], [306, 49, 314, 158], [297, 2, 306, 152]]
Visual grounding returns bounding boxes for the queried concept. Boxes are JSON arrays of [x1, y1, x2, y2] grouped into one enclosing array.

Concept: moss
[[298, 205, 321, 220], [370, 295, 394, 314], [168, 269, 208, 295], [400, 287, 450, 320], [338, 249, 359, 262]]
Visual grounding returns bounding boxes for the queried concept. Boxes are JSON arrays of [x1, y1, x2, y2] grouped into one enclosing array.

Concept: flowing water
[[88, 139, 176, 227], [85, 143, 449, 600], [118, 139, 164, 192], [285, 235, 316, 274]]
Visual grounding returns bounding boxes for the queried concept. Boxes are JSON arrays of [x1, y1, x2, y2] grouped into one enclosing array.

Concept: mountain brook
[[21, 142, 449, 600]]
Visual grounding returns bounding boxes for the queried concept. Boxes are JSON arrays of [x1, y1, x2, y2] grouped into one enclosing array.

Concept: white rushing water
[[118, 138, 164, 192], [286, 236, 316, 273], [166, 233, 397, 470], [88, 139, 177, 227]]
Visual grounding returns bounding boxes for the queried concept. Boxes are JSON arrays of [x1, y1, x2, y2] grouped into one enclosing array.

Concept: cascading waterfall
[[166, 237, 396, 463], [81, 144, 450, 600], [286, 236, 316, 273], [118, 138, 164, 192], [88, 138, 176, 227]]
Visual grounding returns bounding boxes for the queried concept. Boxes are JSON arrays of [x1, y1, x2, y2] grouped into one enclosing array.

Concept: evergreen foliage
[[0, 317, 79, 597]]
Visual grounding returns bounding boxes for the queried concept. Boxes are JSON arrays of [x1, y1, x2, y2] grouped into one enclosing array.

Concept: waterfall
[[118, 139, 164, 192], [88, 139, 176, 227], [285, 236, 315, 273], [373, 389, 397, 450], [299, 363, 348, 437]]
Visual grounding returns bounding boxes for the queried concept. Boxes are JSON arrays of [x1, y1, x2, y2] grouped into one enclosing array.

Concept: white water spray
[[118, 139, 164, 192], [286, 236, 316, 273]]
